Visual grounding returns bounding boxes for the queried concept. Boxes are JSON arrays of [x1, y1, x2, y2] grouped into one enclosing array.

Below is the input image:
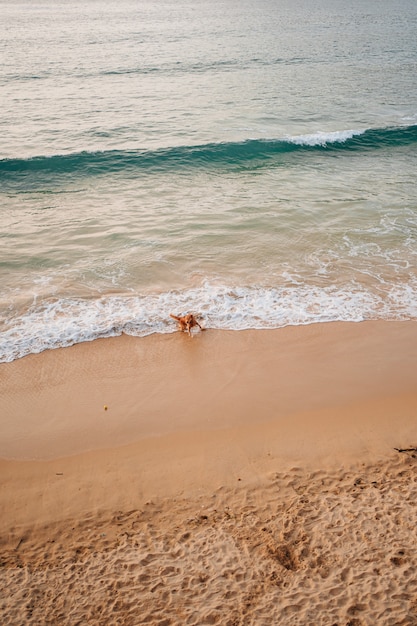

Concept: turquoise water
[[1, 0, 417, 361]]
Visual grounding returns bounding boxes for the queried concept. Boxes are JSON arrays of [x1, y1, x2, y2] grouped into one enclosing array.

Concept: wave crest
[[1, 124, 416, 182]]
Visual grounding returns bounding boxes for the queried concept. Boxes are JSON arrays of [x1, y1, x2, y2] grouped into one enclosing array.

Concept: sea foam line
[[1, 282, 417, 363]]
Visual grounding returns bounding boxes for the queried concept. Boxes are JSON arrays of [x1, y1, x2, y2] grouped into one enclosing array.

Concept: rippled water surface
[[1, 0, 417, 361]]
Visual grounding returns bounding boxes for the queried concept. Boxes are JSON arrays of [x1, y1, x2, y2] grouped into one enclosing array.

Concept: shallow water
[[1, 0, 417, 361]]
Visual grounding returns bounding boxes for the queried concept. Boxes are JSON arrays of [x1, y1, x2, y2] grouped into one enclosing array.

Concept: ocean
[[1, 0, 417, 362]]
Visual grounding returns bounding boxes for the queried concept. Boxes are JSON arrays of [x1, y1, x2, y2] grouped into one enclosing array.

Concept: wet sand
[[1, 321, 417, 625]]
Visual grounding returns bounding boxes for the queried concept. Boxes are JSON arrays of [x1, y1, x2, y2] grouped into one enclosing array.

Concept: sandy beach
[[1, 321, 417, 625]]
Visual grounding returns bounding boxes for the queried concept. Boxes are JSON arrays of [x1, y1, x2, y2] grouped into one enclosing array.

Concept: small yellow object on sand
[[104, 405, 108, 411]]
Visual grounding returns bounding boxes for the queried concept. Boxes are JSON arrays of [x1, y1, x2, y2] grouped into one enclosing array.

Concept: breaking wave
[[1, 280, 417, 362], [1, 125, 416, 184]]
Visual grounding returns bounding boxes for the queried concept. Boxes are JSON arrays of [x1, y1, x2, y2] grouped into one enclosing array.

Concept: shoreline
[[1, 320, 417, 458], [1, 320, 417, 532], [1, 320, 417, 624], [2, 320, 417, 458]]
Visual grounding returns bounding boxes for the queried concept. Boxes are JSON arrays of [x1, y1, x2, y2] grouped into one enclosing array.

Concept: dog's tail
[[170, 313, 181, 322]]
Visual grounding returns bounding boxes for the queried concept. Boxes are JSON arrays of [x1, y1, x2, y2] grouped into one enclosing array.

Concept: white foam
[[287, 129, 365, 147], [1, 280, 417, 363]]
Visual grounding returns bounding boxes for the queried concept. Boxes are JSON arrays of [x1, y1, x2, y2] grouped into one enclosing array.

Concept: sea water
[[1, 0, 417, 362]]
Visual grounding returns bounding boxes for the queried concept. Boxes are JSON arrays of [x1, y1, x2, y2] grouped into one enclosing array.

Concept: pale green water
[[1, 0, 417, 361]]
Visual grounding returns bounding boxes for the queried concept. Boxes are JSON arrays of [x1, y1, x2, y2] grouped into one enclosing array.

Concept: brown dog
[[170, 313, 203, 336]]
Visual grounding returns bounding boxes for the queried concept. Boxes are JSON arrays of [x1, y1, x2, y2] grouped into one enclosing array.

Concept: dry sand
[[1, 321, 417, 625]]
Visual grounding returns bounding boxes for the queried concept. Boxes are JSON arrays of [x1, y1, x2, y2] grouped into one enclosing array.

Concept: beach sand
[[1, 321, 417, 625]]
